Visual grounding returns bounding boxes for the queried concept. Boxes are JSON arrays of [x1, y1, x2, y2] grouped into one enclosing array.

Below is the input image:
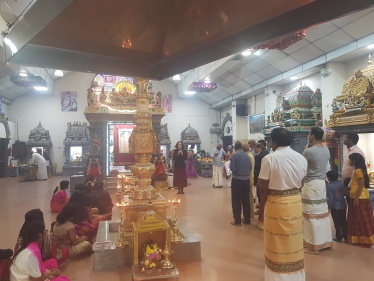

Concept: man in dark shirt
[[254, 143, 269, 230], [89, 182, 113, 214], [326, 170, 347, 242], [230, 141, 251, 226]]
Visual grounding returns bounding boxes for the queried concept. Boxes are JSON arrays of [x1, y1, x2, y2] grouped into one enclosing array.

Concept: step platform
[[94, 207, 201, 271]]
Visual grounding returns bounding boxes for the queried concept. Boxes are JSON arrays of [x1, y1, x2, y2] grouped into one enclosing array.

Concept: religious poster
[[249, 114, 265, 134], [61, 91, 78, 112], [161, 94, 172, 113], [113, 124, 136, 166], [118, 128, 132, 153]]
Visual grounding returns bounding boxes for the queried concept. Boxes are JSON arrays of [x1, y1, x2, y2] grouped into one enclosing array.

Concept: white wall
[[8, 72, 94, 172], [153, 80, 220, 152], [1, 102, 8, 116], [6, 74, 219, 171]]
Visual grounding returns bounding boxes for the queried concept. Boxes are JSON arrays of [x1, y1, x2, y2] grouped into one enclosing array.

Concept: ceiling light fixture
[[19, 72, 27, 77], [33, 86, 48, 91], [367, 44, 374, 49], [184, 91, 196, 95], [54, 70, 64, 77], [241, 49, 252, 56], [290, 76, 298, 80], [204, 77, 211, 83], [173, 74, 181, 81]]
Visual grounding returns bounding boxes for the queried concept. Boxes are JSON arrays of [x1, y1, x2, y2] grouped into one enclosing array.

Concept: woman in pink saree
[[10, 221, 70, 281], [186, 146, 198, 179]]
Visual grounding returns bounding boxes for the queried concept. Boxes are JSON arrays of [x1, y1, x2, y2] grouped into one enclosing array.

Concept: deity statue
[[267, 115, 271, 124], [100, 87, 107, 104], [276, 93, 284, 108], [271, 111, 275, 123], [331, 98, 339, 111], [291, 109, 301, 120], [87, 88, 96, 106], [91, 134, 101, 155], [153, 92, 161, 105], [109, 88, 117, 105]]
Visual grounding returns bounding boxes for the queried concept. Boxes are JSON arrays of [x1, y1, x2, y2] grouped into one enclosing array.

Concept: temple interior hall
[[1, 1, 374, 281]]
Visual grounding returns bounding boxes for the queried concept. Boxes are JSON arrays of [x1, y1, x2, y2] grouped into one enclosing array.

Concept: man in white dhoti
[[212, 144, 226, 188], [30, 150, 48, 180], [302, 127, 333, 255]]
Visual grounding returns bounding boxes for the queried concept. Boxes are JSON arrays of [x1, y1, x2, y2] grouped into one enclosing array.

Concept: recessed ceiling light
[[290, 76, 298, 80], [367, 44, 374, 49], [204, 77, 211, 83], [173, 74, 181, 81], [34, 86, 48, 91], [184, 91, 196, 95], [19, 72, 27, 77], [54, 70, 64, 77], [241, 49, 252, 56]]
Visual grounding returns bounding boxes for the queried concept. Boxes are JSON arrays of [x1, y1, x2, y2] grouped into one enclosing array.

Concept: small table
[[132, 265, 179, 281]]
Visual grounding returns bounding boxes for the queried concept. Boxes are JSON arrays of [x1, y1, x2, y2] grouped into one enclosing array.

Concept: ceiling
[[4, 0, 374, 80], [169, 6, 374, 107]]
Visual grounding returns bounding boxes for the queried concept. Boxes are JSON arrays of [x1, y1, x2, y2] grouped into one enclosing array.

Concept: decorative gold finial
[[368, 54, 372, 66]]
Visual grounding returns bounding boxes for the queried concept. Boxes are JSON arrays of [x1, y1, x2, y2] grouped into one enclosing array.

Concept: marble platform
[[93, 207, 201, 271]]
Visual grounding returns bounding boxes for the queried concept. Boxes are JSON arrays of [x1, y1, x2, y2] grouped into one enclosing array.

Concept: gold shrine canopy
[[4, 0, 372, 79], [326, 56, 374, 128]]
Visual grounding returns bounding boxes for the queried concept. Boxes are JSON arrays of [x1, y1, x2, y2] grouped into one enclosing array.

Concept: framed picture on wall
[[161, 94, 172, 113], [61, 91, 78, 112], [249, 114, 265, 134]]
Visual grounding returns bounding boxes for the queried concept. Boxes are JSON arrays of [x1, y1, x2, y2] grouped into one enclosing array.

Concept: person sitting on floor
[[10, 221, 70, 281], [51, 204, 92, 259], [84, 176, 96, 194], [16, 210, 54, 265], [88, 182, 113, 215], [0, 249, 13, 281], [50, 181, 70, 213], [69, 191, 98, 243]]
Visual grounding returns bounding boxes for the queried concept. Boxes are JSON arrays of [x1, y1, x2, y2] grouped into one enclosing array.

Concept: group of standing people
[[259, 128, 374, 281]]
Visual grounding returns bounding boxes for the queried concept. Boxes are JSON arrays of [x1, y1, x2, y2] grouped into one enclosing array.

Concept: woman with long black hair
[[52, 204, 92, 259], [347, 153, 374, 247], [172, 141, 188, 194], [10, 221, 70, 281]]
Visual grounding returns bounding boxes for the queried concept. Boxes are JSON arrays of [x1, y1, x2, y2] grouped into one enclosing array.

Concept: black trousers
[[343, 178, 351, 205], [331, 208, 348, 241], [231, 178, 250, 224]]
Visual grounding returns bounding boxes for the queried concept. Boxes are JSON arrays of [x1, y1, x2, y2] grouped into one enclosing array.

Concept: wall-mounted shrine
[[25, 122, 52, 159], [181, 124, 201, 151]]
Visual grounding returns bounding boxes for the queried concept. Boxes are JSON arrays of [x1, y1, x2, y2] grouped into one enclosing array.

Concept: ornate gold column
[[129, 78, 158, 199]]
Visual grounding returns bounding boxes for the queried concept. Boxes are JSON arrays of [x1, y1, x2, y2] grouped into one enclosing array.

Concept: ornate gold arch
[[0, 113, 11, 139]]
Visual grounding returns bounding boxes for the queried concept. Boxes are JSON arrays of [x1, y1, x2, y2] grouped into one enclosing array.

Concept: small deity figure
[[91, 134, 101, 155], [291, 109, 301, 120], [267, 115, 271, 124], [87, 88, 95, 106], [331, 98, 339, 111], [357, 96, 365, 107], [110, 88, 117, 105], [153, 92, 161, 105], [276, 93, 284, 108], [345, 92, 355, 107], [100, 87, 107, 104], [271, 111, 275, 123]]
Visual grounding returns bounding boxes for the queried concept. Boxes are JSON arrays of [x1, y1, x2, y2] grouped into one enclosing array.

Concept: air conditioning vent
[[210, 128, 221, 134]]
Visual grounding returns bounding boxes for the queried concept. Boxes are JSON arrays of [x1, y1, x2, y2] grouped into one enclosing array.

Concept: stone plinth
[[93, 207, 201, 271]]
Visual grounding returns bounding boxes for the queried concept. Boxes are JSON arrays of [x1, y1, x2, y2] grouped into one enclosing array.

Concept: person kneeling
[[50, 181, 70, 213], [51, 204, 92, 259]]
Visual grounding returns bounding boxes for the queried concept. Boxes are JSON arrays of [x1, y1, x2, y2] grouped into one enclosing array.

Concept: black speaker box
[[236, 104, 246, 116]]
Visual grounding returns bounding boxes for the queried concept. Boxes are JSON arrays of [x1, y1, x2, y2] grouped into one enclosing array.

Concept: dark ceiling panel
[[5, 0, 374, 80]]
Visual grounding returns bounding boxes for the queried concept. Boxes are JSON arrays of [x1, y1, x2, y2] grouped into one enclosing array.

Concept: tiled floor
[[0, 176, 373, 281]]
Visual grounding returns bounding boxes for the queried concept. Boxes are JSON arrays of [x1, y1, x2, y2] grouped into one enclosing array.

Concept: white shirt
[[31, 153, 46, 165], [342, 145, 365, 178], [10, 247, 42, 281], [259, 146, 307, 190]]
